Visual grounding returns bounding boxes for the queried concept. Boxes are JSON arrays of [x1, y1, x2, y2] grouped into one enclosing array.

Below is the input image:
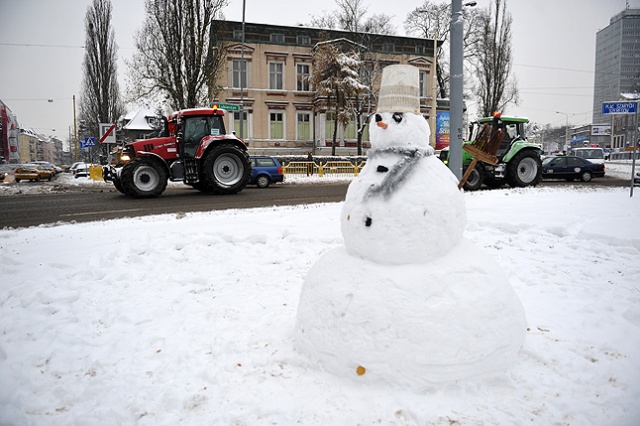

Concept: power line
[[0, 42, 85, 49], [513, 63, 594, 74]]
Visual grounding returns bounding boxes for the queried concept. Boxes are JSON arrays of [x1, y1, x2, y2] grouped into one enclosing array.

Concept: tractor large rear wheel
[[120, 157, 168, 198], [202, 144, 250, 194], [506, 150, 542, 188]]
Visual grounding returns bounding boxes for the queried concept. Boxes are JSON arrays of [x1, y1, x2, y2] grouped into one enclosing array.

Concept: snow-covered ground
[[0, 165, 639, 425]]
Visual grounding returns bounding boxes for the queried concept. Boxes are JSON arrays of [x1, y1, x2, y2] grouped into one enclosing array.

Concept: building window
[[344, 116, 357, 140], [233, 30, 243, 41], [419, 70, 427, 97], [232, 59, 247, 88], [269, 62, 284, 90], [297, 63, 310, 91], [297, 112, 311, 140], [269, 111, 284, 139], [270, 33, 285, 43], [233, 111, 248, 139], [415, 45, 425, 54], [382, 43, 394, 52], [325, 112, 336, 141], [297, 35, 311, 45]]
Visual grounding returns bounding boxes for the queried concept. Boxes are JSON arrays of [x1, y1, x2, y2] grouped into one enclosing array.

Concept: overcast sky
[[0, 0, 637, 142]]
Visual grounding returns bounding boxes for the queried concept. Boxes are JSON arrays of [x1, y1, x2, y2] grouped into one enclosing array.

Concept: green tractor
[[439, 113, 543, 191]]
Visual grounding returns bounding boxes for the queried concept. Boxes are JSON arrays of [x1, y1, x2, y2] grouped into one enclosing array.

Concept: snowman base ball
[[294, 241, 527, 390]]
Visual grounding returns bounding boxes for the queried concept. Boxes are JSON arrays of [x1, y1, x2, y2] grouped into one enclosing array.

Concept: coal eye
[[392, 112, 403, 123], [375, 113, 383, 122]]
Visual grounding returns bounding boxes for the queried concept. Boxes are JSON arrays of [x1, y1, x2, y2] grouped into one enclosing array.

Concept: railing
[[282, 161, 366, 177]]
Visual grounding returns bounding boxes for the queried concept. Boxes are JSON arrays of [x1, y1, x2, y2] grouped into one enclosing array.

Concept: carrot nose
[[376, 121, 388, 129]]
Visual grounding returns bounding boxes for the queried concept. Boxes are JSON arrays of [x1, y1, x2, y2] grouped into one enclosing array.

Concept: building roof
[[122, 106, 159, 131]]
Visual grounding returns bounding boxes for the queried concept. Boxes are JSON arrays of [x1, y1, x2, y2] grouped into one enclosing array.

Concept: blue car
[[249, 156, 284, 188]]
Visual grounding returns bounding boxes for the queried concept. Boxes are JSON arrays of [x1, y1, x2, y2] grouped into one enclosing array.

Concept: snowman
[[294, 65, 526, 390]]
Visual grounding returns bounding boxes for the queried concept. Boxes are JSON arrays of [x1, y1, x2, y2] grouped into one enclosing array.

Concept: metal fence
[[281, 161, 365, 177]]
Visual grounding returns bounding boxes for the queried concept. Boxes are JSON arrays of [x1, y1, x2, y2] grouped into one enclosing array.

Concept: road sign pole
[[631, 101, 638, 197]]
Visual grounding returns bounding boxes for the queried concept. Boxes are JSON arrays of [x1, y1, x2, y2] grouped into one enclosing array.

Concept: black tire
[[120, 157, 168, 198], [113, 176, 126, 194], [462, 163, 484, 191], [506, 150, 542, 188], [256, 175, 271, 188], [15, 178, 21, 183], [580, 171, 593, 182], [35, 176, 40, 182], [202, 143, 251, 194]]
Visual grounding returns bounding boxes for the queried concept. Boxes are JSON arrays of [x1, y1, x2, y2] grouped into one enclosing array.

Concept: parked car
[[542, 156, 605, 182], [249, 156, 284, 188], [32, 161, 59, 174], [634, 172, 640, 187], [35, 165, 54, 181], [12, 164, 40, 182], [70, 162, 89, 178]]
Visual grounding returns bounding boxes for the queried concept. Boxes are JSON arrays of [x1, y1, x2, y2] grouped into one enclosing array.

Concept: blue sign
[[80, 137, 96, 149], [602, 101, 638, 115]]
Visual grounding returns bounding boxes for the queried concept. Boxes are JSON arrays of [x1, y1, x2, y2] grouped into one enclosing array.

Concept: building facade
[[213, 21, 438, 153], [592, 8, 640, 150]]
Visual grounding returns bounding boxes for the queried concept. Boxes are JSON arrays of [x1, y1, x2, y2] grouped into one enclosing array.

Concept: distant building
[[0, 100, 20, 163], [592, 8, 640, 151], [212, 21, 438, 153]]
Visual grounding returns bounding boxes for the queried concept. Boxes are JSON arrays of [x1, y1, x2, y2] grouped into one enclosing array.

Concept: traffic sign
[[217, 103, 240, 112], [80, 137, 96, 149], [602, 101, 638, 115], [99, 123, 116, 144]]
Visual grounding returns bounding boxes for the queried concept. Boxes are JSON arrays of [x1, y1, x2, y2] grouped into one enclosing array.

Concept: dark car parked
[[249, 156, 284, 188], [542, 156, 605, 182]]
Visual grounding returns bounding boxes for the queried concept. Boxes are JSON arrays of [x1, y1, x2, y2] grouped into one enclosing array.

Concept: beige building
[[214, 21, 438, 153]]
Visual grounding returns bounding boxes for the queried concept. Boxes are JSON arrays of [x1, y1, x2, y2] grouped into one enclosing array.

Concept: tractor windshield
[[182, 115, 224, 157]]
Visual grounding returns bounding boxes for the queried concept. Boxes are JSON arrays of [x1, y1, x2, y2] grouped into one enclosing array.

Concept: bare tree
[[311, 41, 366, 156], [78, 0, 123, 162], [127, 0, 228, 110], [405, 1, 481, 99], [471, 0, 519, 117], [309, 0, 396, 35]]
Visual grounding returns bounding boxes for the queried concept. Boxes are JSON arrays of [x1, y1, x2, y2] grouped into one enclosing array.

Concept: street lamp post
[[449, 1, 476, 182], [556, 111, 569, 153], [73, 95, 78, 161]]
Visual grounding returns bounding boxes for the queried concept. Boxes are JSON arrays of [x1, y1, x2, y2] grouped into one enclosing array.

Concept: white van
[[572, 147, 605, 165]]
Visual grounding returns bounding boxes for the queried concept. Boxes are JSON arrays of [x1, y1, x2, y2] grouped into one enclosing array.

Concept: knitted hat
[[377, 64, 420, 114]]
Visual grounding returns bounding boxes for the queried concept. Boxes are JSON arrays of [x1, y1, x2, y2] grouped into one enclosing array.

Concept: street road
[[0, 183, 350, 229], [0, 176, 629, 229]]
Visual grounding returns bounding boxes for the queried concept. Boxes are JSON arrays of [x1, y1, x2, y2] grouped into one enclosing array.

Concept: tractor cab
[[173, 107, 227, 158], [469, 114, 528, 160]]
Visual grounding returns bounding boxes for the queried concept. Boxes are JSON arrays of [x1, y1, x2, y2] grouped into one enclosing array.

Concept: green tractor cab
[[439, 113, 542, 191]]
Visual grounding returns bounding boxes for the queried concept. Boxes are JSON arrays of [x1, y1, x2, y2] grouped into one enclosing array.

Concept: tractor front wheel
[[120, 157, 168, 198], [506, 151, 542, 188], [462, 163, 485, 191], [203, 144, 251, 194]]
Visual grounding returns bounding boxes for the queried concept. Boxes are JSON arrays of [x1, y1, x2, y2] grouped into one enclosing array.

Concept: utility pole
[[73, 95, 78, 161], [449, 0, 464, 181]]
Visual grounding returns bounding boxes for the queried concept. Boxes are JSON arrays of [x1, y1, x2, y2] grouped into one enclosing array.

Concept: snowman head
[[370, 64, 432, 150], [370, 111, 432, 151]]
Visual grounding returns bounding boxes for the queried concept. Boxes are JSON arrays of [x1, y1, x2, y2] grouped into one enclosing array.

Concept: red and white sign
[[99, 123, 116, 144]]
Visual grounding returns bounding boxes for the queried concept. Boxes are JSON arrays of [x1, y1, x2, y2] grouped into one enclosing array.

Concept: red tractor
[[103, 106, 251, 198]]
